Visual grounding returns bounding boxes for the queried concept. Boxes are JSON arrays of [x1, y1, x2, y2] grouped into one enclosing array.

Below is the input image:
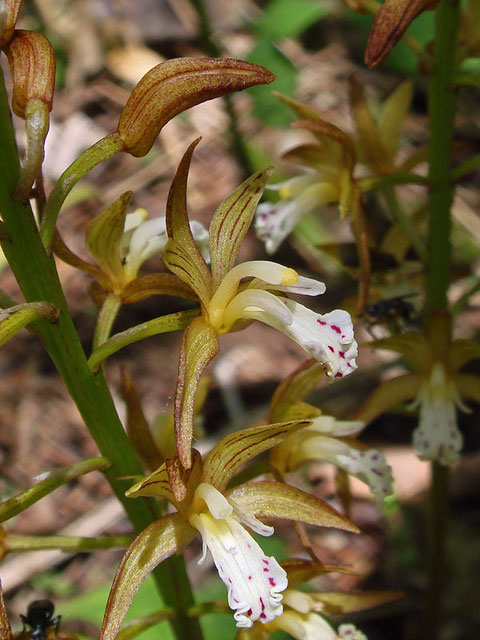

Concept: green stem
[[39, 133, 124, 249], [450, 153, 480, 181], [382, 186, 427, 261], [424, 2, 460, 639], [0, 69, 202, 640], [425, 0, 460, 315], [358, 172, 429, 191], [4, 534, 133, 552], [426, 462, 450, 640], [88, 308, 199, 372], [93, 292, 122, 350], [0, 458, 110, 523]]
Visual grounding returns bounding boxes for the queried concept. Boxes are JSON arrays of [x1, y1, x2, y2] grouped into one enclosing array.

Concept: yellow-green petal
[[120, 273, 197, 304], [203, 420, 310, 491], [314, 590, 403, 614], [209, 167, 273, 287], [367, 333, 430, 369], [174, 316, 219, 469], [100, 514, 196, 640], [269, 359, 325, 423], [456, 373, 480, 404], [378, 79, 413, 161], [163, 139, 212, 308], [449, 338, 480, 372], [227, 481, 359, 533], [356, 372, 422, 423], [349, 74, 390, 173], [86, 191, 133, 288]]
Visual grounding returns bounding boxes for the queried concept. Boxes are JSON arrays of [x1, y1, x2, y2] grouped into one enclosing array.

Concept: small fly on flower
[[363, 294, 417, 337]]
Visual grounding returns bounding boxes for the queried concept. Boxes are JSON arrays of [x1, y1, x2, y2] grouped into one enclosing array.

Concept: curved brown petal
[[117, 57, 275, 157], [100, 513, 195, 640], [163, 138, 212, 308], [365, 0, 438, 68], [174, 316, 219, 470]]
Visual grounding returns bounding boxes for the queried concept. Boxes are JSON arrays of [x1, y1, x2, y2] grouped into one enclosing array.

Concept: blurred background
[[1, 1, 479, 639]]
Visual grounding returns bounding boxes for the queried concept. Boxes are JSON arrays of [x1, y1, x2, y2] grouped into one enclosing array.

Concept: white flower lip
[[277, 301, 358, 378], [412, 363, 465, 465], [190, 483, 287, 628], [288, 434, 393, 506]]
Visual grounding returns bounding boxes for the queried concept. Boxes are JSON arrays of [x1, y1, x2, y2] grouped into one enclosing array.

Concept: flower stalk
[[425, 1, 461, 637], [0, 66, 203, 640]]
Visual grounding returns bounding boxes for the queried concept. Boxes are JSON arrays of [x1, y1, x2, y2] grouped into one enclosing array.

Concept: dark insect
[[363, 294, 416, 335], [20, 600, 60, 640]]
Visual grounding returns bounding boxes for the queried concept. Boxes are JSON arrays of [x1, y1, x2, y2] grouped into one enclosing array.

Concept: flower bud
[[117, 57, 275, 157], [365, 0, 438, 68], [5, 29, 56, 119], [0, 0, 23, 46]]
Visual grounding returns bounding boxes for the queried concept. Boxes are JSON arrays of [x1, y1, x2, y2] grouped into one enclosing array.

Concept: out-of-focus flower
[[268, 360, 393, 506], [52, 193, 207, 305], [237, 559, 401, 640], [255, 78, 417, 256], [357, 313, 480, 465], [163, 139, 358, 469], [99, 425, 358, 639]]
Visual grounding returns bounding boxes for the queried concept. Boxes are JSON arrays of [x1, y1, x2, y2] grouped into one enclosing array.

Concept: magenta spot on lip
[[318, 319, 326, 325], [247, 608, 252, 616], [372, 468, 383, 476], [228, 578, 232, 584], [371, 453, 379, 460], [263, 559, 269, 565], [269, 578, 276, 586], [248, 575, 252, 580], [260, 597, 265, 611], [339, 351, 345, 358], [328, 345, 335, 353], [331, 324, 341, 334], [260, 613, 267, 619], [335, 372, 343, 378], [263, 568, 268, 572]]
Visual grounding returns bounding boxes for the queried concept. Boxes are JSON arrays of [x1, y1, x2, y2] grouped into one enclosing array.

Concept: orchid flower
[[357, 313, 480, 465], [52, 192, 208, 305], [255, 79, 418, 257], [268, 360, 393, 506], [99, 423, 359, 639], [237, 559, 401, 640], [162, 138, 358, 470]]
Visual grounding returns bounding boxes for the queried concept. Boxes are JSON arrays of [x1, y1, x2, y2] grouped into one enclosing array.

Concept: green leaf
[[254, 0, 328, 40], [247, 40, 297, 126]]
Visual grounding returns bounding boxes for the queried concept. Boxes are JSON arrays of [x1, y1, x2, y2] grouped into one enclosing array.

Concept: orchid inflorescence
[[6, 0, 479, 638]]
